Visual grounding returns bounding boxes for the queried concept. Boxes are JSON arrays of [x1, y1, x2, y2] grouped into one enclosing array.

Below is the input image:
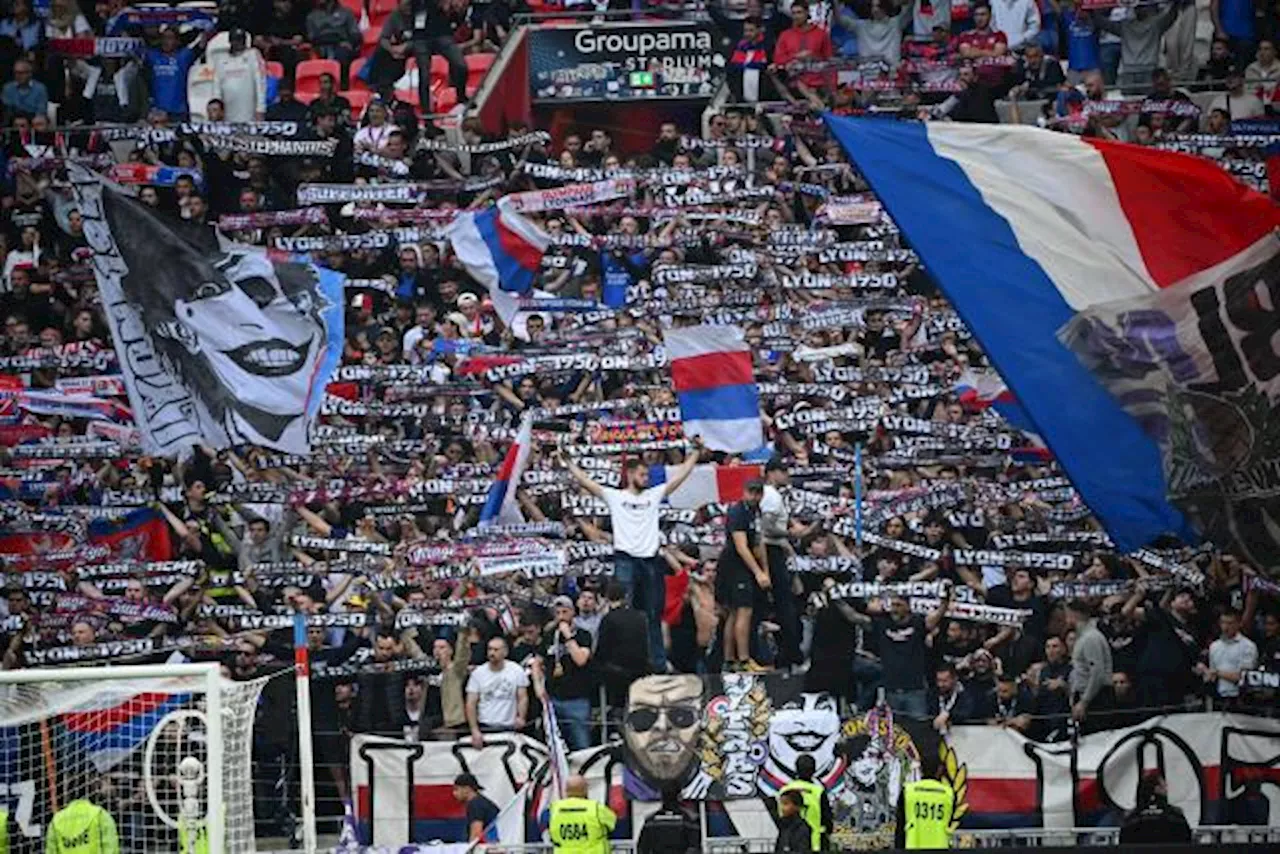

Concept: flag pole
[[854, 441, 863, 551], [293, 613, 318, 854]]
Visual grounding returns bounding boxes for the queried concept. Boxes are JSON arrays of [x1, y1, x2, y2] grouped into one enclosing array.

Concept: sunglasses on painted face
[[626, 705, 698, 732]]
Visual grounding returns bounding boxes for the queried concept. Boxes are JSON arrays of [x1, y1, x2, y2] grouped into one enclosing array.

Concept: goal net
[[0, 663, 268, 854]]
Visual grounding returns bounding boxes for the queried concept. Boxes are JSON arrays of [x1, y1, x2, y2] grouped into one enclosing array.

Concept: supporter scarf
[[470, 521, 567, 539], [950, 548, 1076, 570], [816, 245, 919, 264], [679, 135, 784, 150], [817, 196, 884, 226], [990, 530, 1113, 549], [778, 271, 899, 290], [107, 163, 200, 187], [202, 135, 337, 157], [218, 207, 329, 231], [1, 545, 110, 568], [759, 382, 850, 402], [813, 363, 931, 385], [788, 555, 864, 575], [910, 598, 1030, 626], [2, 571, 66, 590], [1049, 576, 1176, 599], [48, 36, 145, 57], [71, 559, 203, 581], [1082, 99, 1201, 118], [588, 420, 684, 444], [394, 609, 471, 629], [350, 207, 459, 223], [1241, 669, 1280, 690], [275, 232, 390, 252], [7, 153, 117, 175], [297, 178, 499, 204], [405, 538, 547, 567], [96, 121, 299, 142], [774, 403, 883, 432], [53, 593, 177, 623], [289, 535, 393, 555], [559, 492, 698, 522], [652, 262, 758, 285], [105, 7, 216, 35], [768, 228, 838, 248], [483, 351, 664, 381], [416, 131, 550, 153], [1128, 549, 1205, 586], [9, 441, 120, 459], [546, 230, 712, 249], [227, 611, 367, 631], [476, 551, 567, 579], [27, 636, 159, 664], [503, 178, 636, 213], [353, 151, 411, 176], [561, 439, 688, 457], [312, 655, 442, 681]]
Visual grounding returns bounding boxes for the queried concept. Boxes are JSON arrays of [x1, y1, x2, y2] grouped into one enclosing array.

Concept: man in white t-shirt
[[560, 437, 704, 672], [466, 636, 530, 749]]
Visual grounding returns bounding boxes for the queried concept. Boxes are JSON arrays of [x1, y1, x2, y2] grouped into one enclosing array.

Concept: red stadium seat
[[430, 85, 458, 114], [430, 54, 448, 85], [295, 90, 318, 104], [343, 89, 372, 121], [265, 60, 284, 79], [339, 0, 364, 20], [348, 57, 371, 91], [465, 53, 494, 95], [295, 58, 341, 96]]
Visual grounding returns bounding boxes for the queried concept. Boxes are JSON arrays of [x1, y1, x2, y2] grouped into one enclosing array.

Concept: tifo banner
[[527, 22, 726, 101], [68, 165, 345, 457], [351, 708, 1280, 848]]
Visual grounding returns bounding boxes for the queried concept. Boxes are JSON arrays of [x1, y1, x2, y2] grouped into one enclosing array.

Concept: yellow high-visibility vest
[[44, 799, 119, 854], [902, 779, 954, 849], [548, 797, 615, 854]]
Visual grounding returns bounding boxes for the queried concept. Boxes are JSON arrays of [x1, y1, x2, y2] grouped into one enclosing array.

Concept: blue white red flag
[[62, 691, 193, 771], [479, 413, 534, 527], [663, 324, 763, 454], [954, 367, 1043, 440], [648, 462, 763, 508], [827, 117, 1280, 561], [448, 201, 550, 325]]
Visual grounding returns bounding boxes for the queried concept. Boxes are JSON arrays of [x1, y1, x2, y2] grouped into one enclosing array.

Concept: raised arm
[[661, 436, 706, 497], [555, 449, 606, 498]]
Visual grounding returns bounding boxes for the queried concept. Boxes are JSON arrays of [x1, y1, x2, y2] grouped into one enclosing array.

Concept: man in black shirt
[[1124, 583, 1203, 710], [716, 480, 770, 672], [869, 588, 952, 719], [594, 581, 652, 707], [542, 595, 595, 751], [1031, 635, 1072, 741], [453, 773, 499, 843]]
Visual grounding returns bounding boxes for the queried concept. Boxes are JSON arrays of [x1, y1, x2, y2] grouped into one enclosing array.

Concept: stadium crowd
[[0, 0, 1279, 840]]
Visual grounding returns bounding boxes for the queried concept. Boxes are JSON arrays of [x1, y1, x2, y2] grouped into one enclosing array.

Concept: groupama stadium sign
[[528, 21, 727, 101]]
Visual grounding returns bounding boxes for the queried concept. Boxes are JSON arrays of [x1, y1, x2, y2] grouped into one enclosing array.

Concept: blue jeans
[[552, 697, 592, 752], [886, 688, 929, 720], [1099, 41, 1121, 85], [613, 552, 667, 672], [852, 657, 883, 711]]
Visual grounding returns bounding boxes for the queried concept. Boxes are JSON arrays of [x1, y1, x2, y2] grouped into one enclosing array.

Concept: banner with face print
[[68, 166, 344, 457]]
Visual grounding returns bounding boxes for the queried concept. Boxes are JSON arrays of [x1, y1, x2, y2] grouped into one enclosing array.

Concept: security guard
[[548, 774, 616, 854], [777, 754, 830, 851], [45, 795, 119, 854], [895, 756, 954, 850]]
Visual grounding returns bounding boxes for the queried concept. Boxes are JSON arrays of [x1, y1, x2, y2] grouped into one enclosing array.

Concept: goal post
[[0, 662, 271, 854]]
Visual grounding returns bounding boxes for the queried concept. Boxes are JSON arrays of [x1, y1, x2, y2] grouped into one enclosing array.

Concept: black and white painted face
[[769, 693, 840, 776], [165, 250, 321, 418]]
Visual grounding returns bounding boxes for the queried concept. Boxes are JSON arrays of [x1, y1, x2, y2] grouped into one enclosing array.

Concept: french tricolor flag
[[827, 117, 1280, 553], [479, 414, 534, 527], [62, 691, 193, 771], [664, 324, 763, 454], [448, 200, 549, 325], [648, 462, 763, 509]]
